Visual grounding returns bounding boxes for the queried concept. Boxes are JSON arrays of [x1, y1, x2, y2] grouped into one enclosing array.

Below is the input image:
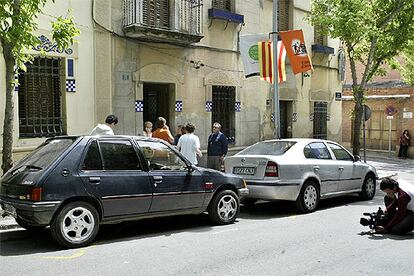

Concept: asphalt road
[[1, 160, 413, 275]]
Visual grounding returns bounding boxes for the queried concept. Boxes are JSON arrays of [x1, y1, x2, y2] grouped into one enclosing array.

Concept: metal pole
[[388, 118, 392, 158], [363, 105, 366, 162], [272, 0, 280, 139]]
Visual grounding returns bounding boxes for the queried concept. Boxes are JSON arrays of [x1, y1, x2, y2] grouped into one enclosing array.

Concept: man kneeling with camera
[[375, 178, 414, 234]]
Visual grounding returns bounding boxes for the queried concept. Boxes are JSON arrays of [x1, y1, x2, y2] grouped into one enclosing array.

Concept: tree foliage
[[1, 0, 79, 174], [390, 40, 414, 86], [308, 0, 414, 155]]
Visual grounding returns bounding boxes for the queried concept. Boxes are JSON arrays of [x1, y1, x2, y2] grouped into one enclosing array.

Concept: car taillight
[[29, 187, 42, 201], [265, 161, 278, 177]]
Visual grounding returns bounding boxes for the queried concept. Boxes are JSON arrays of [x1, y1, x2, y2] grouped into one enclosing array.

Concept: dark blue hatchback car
[[0, 136, 248, 248]]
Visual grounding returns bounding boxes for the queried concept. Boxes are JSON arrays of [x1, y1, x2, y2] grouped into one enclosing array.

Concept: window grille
[[212, 86, 236, 144], [18, 57, 64, 138], [212, 0, 231, 11], [313, 102, 328, 139], [278, 0, 290, 31]]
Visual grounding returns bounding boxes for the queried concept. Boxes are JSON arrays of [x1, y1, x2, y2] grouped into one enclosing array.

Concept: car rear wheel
[[16, 217, 46, 232], [50, 201, 99, 248], [208, 190, 240, 225], [359, 174, 376, 200], [295, 181, 320, 213]]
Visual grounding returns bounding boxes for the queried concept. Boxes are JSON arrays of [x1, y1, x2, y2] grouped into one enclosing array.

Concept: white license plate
[[233, 167, 255, 175], [3, 203, 17, 218]]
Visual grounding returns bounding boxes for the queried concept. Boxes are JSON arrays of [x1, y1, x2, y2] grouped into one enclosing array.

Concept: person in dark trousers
[[398, 130, 410, 159], [207, 122, 228, 171], [173, 124, 186, 145], [375, 178, 414, 235]]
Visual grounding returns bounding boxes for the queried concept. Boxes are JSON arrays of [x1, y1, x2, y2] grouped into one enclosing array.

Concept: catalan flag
[[258, 41, 286, 84]]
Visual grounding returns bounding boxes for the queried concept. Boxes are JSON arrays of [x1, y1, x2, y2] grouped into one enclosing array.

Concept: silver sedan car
[[224, 139, 378, 213]]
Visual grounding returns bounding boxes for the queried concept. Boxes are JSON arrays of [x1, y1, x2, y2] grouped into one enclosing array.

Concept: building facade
[[1, 0, 343, 169]]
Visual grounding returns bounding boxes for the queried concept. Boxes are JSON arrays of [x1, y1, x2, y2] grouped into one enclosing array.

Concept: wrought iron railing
[[123, 0, 203, 36]]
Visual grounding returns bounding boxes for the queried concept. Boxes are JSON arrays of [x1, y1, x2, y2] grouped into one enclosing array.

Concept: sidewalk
[[0, 151, 411, 231]]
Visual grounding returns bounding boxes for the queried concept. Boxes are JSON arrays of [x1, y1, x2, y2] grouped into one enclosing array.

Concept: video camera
[[360, 207, 388, 229]]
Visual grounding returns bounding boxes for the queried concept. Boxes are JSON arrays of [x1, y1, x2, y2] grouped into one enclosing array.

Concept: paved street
[[1, 155, 413, 276]]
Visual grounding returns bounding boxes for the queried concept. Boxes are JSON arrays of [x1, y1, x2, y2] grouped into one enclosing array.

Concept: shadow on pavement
[[360, 232, 414, 240], [0, 213, 214, 256]]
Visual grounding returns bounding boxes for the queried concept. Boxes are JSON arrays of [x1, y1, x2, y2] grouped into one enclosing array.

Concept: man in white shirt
[[177, 123, 202, 165], [90, 115, 118, 135]]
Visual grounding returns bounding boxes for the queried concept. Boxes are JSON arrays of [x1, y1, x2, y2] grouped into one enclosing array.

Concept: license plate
[[3, 203, 17, 218], [233, 167, 255, 175]]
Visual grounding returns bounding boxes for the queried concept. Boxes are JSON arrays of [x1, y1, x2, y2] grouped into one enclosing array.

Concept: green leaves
[[51, 13, 80, 51]]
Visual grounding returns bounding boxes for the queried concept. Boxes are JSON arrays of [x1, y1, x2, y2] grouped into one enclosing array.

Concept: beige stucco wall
[[0, 0, 95, 168]]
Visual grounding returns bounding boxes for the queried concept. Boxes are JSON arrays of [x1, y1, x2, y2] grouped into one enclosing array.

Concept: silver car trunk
[[224, 155, 279, 180]]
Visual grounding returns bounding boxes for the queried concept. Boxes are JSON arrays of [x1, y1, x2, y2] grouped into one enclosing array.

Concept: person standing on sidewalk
[[207, 122, 228, 171], [398, 130, 410, 159], [143, 121, 153, 137], [177, 123, 202, 165], [152, 117, 174, 144], [90, 114, 118, 135]]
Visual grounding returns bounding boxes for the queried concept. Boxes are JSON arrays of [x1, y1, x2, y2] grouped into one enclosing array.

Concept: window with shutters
[[212, 86, 236, 144], [313, 102, 328, 140], [18, 57, 64, 138], [314, 24, 326, 45], [142, 0, 170, 29], [278, 0, 290, 32], [212, 0, 231, 11]]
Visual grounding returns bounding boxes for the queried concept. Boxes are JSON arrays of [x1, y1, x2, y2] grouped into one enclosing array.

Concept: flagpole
[[272, 0, 280, 139]]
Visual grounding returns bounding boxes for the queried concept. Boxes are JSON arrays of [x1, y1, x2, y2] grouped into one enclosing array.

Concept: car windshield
[[13, 138, 77, 170], [237, 141, 296, 156]]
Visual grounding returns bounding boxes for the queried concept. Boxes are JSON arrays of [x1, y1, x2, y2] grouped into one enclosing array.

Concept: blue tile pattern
[[66, 79, 76, 92], [205, 101, 213, 112], [175, 100, 183, 112], [292, 112, 298, 122], [235, 101, 241, 112], [135, 100, 144, 112]]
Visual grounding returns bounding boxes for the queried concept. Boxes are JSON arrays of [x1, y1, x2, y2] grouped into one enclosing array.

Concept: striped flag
[[258, 41, 286, 84]]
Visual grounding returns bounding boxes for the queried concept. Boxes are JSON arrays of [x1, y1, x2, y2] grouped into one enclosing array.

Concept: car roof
[[258, 138, 339, 145], [48, 135, 167, 143]]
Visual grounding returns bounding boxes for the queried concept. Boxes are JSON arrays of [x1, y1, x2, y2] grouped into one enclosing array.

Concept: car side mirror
[[353, 155, 361, 162], [187, 164, 195, 173]]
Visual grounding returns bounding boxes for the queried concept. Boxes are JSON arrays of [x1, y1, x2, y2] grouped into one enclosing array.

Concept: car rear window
[[14, 138, 77, 169], [237, 141, 296, 156]]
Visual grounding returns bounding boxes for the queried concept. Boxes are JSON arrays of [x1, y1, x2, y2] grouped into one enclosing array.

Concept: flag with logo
[[258, 41, 287, 84], [279, 29, 313, 74], [240, 34, 268, 78]]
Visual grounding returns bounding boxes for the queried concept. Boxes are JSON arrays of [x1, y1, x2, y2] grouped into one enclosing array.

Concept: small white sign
[[386, 115, 394, 120], [403, 112, 413, 119]]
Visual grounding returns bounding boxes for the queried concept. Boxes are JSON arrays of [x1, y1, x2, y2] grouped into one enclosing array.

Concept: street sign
[[385, 105, 396, 116], [386, 115, 394, 120], [363, 105, 371, 121], [335, 92, 342, 101]]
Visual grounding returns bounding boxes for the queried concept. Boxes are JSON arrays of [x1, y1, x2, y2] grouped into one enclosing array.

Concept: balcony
[[123, 0, 204, 45]]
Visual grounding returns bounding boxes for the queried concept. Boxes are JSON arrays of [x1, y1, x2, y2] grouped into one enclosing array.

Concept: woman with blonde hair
[[143, 121, 153, 137]]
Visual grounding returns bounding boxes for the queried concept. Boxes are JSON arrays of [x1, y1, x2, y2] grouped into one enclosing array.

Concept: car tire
[[208, 190, 240, 225], [295, 181, 320, 213], [359, 174, 376, 200], [16, 217, 46, 232], [50, 201, 99, 248]]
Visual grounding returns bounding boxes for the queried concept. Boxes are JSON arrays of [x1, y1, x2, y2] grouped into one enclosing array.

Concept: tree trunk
[[1, 44, 16, 175], [351, 86, 364, 156]]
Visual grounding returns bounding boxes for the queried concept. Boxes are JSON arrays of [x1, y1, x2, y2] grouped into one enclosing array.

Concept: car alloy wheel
[[295, 181, 320, 213], [51, 201, 99, 248], [217, 194, 238, 222], [208, 190, 240, 225], [61, 206, 95, 243], [303, 185, 317, 210], [360, 174, 376, 200]]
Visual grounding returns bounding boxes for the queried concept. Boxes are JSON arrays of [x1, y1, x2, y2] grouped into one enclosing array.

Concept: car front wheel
[[50, 201, 99, 248], [359, 174, 376, 200], [295, 181, 320, 213], [208, 190, 240, 225]]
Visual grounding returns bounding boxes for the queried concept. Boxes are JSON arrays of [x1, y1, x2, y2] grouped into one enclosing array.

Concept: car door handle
[[89, 177, 101, 184], [313, 165, 320, 171], [338, 166, 344, 171], [153, 176, 163, 184]]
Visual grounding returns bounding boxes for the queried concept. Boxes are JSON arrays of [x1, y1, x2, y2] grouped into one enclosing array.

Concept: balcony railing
[[123, 0, 204, 45]]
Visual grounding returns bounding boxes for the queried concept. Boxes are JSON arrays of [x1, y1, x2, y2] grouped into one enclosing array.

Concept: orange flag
[[258, 41, 286, 84], [279, 30, 313, 74]]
